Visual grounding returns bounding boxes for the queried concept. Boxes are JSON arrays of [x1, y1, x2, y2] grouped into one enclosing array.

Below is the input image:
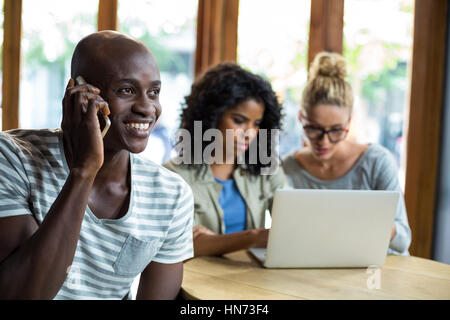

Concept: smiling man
[[0, 31, 194, 299]]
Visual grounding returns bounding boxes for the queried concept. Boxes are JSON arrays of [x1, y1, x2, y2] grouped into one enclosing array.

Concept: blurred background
[[0, 0, 413, 181], [1, 0, 449, 264]]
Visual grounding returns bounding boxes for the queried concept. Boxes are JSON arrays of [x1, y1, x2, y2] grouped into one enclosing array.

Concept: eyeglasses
[[302, 125, 349, 143]]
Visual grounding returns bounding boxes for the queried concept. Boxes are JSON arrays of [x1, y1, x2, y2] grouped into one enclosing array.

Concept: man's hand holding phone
[[61, 77, 111, 178]]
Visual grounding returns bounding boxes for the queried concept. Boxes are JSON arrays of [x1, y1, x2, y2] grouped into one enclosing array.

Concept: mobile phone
[[75, 76, 111, 138]]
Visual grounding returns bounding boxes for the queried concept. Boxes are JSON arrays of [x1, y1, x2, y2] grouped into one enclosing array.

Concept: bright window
[[19, 0, 98, 130], [118, 0, 198, 164], [343, 0, 414, 188], [237, 0, 311, 158]]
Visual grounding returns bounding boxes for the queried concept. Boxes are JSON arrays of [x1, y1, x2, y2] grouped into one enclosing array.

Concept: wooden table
[[181, 250, 450, 300]]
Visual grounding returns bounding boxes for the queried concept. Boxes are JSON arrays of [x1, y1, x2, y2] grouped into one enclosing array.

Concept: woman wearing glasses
[[282, 52, 411, 255]]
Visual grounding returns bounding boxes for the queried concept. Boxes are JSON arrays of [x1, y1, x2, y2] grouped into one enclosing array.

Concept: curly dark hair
[[178, 62, 283, 175]]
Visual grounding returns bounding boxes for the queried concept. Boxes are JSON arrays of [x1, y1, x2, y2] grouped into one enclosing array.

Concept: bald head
[[71, 31, 158, 91]]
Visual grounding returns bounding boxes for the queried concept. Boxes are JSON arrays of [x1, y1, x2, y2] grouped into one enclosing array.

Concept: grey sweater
[[282, 144, 411, 255]]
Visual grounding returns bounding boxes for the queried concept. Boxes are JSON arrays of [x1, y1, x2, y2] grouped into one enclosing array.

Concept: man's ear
[[298, 110, 303, 122]]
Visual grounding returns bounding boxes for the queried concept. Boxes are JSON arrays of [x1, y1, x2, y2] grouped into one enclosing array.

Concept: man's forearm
[[0, 171, 95, 299]]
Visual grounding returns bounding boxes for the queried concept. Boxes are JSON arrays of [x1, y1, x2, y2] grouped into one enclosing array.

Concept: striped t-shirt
[[0, 129, 194, 299]]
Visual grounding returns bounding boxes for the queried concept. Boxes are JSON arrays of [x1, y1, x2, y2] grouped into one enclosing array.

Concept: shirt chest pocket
[[113, 235, 160, 277], [257, 192, 272, 211], [193, 202, 216, 219]]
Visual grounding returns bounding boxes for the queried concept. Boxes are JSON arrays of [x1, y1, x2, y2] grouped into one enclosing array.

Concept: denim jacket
[[163, 161, 287, 234]]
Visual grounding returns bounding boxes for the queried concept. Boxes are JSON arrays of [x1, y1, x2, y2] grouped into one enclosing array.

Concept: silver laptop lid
[[264, 189, 399, 268]]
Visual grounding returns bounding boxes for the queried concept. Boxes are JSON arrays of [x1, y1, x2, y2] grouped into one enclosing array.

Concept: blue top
[[214, 177, 247, 234]]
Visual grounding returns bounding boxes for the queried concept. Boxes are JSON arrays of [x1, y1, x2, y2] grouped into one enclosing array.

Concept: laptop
[[248, 189, 399, 268]]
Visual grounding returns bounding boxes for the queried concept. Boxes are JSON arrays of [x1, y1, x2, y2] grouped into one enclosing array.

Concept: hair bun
[[309, 52, 347, 80]]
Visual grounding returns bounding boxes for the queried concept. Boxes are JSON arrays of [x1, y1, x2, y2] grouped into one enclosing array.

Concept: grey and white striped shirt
[[0, 129, 194, 299]]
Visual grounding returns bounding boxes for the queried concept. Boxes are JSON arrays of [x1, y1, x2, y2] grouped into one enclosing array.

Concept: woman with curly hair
[[164, 62, 286, 257], [282, 52, 411, 255]]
